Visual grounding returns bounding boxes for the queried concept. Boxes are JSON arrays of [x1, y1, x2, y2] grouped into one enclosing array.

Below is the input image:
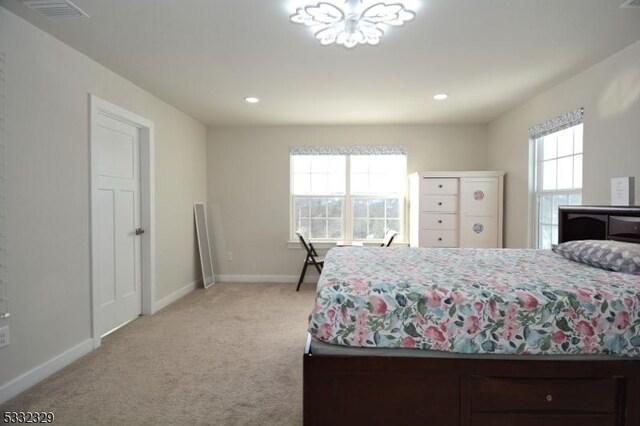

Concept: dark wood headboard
[[558, 206, 640, 244]]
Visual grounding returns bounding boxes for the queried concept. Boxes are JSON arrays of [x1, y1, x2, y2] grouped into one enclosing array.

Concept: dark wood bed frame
[[303, 206, 640, 426]]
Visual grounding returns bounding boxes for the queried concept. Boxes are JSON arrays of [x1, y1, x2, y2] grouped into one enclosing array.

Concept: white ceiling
[[2, 0, 640, 126]]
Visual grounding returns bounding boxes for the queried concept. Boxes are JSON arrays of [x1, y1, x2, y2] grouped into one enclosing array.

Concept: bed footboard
[[303, 337, 640, 426]]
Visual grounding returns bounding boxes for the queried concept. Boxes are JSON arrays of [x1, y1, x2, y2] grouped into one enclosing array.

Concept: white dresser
[[409, 171, 505, 248]]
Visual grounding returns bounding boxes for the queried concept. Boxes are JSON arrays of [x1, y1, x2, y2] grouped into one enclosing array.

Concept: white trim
[[89, 94, 156, 349], [153, 279, 201, 313], [217, 275, 318, 283], [0, 339, 93, 404], [286, 241, 409, 249]]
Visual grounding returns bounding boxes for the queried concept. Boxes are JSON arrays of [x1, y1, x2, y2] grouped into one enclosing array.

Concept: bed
[[303, 206, 640, 426]]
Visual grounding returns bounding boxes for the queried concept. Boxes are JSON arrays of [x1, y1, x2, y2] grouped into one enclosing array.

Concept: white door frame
[[89, 94, 156, 349]]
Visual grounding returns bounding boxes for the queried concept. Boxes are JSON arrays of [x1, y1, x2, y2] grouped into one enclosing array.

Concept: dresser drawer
[[422, 195, 458, 213], [471, 414, 617, 426], [422, 213, 458, 230], [421, 178, 459, 195], [420, 230, 458, 247], [469, 377, 618, 414]]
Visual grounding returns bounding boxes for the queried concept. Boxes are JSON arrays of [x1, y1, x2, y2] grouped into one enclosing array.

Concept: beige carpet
[[1, 283, 317, 425]]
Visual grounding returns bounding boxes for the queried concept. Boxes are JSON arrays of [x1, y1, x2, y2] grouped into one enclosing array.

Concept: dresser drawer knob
[[438, 184, 443, 188], [438, 202, 443, 206], [438, 237, 443, 241], [546, 394, 553, 403], [438, 220, 443, 224]]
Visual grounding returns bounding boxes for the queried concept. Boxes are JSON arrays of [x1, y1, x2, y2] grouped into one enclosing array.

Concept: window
[[532, 110, 583, 249], [291, 148, 406, 243]]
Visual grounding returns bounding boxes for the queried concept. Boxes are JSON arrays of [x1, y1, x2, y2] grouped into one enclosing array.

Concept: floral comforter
[[309, 247, 640, 356]]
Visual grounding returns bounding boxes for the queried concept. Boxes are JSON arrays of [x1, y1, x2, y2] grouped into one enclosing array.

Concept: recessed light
[[244, 96, 260, 104], [433, 93, 448, 100]]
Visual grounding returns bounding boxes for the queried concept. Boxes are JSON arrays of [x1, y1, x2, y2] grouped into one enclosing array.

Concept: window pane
[[310, 199, 327, 218], [573, 154, 583, 189], [557, 156, 574, 190], [327, 198, 342, 218], [328, 219, 342, 239], [293, 175, 311, 195], [353, 198, 367, 218], [543, 134, 557, 160], [386, 199, 399, 218], [387, 219, 400, 235], [369, 199, 385, 218], [557, 127, 574, 157], [350, 155, 405, 195], [552, 226, 558, 246], [574, 124, 583, 153], [539, 225, 552, 249], [568, 193, 582, 205], [539, 195, 552, 225], [551, 194, 568, 225], [310, 173, 328, 194], [311, 219, 327, 239], [542, 160, 557, 190], [353, 218, 368, 239], [368, 219, 385, 239], [292, 156, 311, 174]]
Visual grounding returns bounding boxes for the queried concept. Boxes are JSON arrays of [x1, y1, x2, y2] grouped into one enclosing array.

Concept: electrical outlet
[[226, 251, 233, 261], [0, 326, 9, 348]]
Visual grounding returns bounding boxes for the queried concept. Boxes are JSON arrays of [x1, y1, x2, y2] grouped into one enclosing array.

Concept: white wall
[[488, 40, 640, 248], [0, 8, 207, 393], [206, 125, 488, 280]]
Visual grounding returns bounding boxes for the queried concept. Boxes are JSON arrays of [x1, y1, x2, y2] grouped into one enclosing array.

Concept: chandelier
[[290, 0, 416, 48]]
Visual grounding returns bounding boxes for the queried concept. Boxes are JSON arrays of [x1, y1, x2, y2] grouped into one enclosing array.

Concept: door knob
[[135, 228, 145, 235]]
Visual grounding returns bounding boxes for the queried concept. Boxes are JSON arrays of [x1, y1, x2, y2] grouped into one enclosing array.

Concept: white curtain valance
[[529, 108, 584, 140], [290, 145, 407, 156]]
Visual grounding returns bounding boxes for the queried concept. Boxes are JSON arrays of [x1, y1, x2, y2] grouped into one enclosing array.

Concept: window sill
[[286, 241, 409, 250]]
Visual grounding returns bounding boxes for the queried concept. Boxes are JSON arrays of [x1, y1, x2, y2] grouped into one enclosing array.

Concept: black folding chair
[[295, 231, 324, 291], [381, 230, 399, 247]]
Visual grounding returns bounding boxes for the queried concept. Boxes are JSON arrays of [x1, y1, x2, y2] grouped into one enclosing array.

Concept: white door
[[95, 113, 142, 336]]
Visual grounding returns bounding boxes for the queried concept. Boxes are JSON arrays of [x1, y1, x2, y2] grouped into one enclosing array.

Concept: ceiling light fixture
[[433, 93, 448, 100], [290, 0, 416, 48], [244, 97, 260, 104]]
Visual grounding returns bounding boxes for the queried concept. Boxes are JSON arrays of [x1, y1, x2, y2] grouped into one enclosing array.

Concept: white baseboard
[[0, 338, 94, 405], [216, 274, 319, 283], [152, 279, 201, 313]]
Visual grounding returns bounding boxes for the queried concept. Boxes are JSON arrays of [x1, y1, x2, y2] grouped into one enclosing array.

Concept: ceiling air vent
[[621, 0, 640, 7], [22, 0, 89, 17]]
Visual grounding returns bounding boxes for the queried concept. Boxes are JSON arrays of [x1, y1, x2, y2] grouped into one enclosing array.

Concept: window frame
[[532, 123, 583, 249], [290, 153, 406, 244]]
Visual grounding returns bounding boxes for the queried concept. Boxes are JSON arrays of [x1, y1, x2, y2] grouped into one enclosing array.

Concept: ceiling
[[2, 0, 640, 126]]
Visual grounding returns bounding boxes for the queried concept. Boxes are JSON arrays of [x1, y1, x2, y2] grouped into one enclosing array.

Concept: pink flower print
[[319, 323, 333, 341], [340, 307, 350, 325], [576, 320, 595, 336], [369, 296, 387, 315], [440, 321, 448, 332], [625, 297, 634, 310], [426, 291, 441, 308], [582, 336, 598, 354], [615, 311, 630, 330], [326, 309, 336, 321], [506, 305, 518, 321], [451, 291, 465, 305], [517, 291, 539, 310], [356, 310, 368, 326], [599, 290, 614, 301], [489, 301, 499, 319], [501, 323, 516, 341], [403, 336, 416, 348], [474, 302, 484, 313], [424, 326, 446, 343], [463, 316, 480, 334], [552, 330, 566, 344], [577, 288, 592, 304]]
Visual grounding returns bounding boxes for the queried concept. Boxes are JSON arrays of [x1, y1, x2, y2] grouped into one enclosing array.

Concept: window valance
[[529, 108, 584, 140], [290, 145, 407, 156]]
